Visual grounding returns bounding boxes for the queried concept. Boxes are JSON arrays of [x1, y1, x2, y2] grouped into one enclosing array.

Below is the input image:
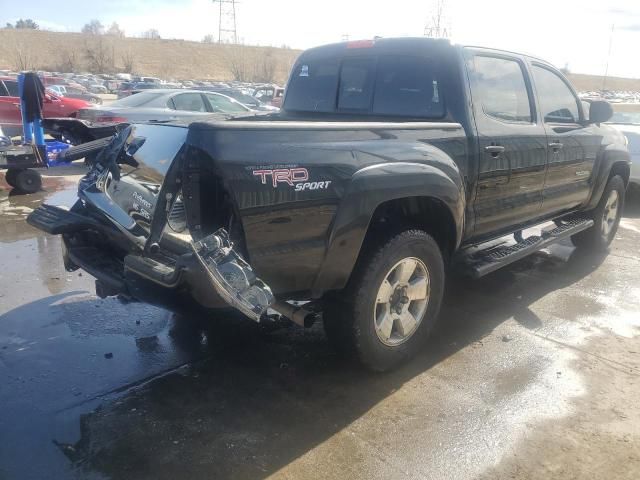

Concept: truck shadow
[[52, 243, 607, 479]]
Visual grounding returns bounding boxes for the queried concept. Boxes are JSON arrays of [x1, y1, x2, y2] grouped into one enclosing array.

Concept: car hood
[[609, 123, 640, 154]]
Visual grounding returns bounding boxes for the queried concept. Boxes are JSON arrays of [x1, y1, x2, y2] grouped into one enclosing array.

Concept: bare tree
[[7, 37, 39, 70], [106, 22, 125, 37], [202, 34, 215, 43], [82, 20, 104, 35], [253, 50, 278, 83], [84, 37, 114, 73], [59, 49, 78, 72], [121, 49, 135, 73], [223, 44, 249, 81], [141, 29, 161, 39]]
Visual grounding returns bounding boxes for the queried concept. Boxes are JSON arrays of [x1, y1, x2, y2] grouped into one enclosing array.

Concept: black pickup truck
[[28, 38, 631, 371]]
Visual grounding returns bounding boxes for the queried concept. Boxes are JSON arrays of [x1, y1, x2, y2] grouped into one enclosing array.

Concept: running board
[[457, 217, 594, 278], [191, 228, 274, 322]]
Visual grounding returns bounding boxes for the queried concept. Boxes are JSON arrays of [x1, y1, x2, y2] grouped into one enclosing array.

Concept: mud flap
[[191, 228, 274, 321]]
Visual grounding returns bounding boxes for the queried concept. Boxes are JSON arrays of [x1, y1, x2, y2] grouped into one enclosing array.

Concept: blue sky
[[3, 0, 640, 78]]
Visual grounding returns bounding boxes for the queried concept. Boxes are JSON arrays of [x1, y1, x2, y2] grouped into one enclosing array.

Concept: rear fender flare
[[311, 161, 465, 295]]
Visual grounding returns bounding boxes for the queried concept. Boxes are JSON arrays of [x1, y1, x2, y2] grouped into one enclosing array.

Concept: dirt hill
[[1, 29, 639, 90], [0, 29, 301, 83]]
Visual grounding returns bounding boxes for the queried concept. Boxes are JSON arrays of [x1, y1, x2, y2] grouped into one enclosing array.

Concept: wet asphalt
[[0, 169, 639, 480]]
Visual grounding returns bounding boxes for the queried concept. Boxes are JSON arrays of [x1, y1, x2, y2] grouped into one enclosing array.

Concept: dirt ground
[[0, 169, 639, 480]]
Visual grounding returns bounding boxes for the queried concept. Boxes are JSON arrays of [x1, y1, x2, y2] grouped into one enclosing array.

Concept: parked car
[[200, 87, 279, 111], [28, 38, 631, 372], [77, 89, 253, 123], [117, 81, 162, 99], [88, 83, 108, 94], [47, 85, 103, 105], [608, 111, 640, 186], [0, 77, 92, 137]]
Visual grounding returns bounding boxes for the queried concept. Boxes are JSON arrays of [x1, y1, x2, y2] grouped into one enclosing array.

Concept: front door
[[530, 64, 599, 216], [465, 51, 548, 238]]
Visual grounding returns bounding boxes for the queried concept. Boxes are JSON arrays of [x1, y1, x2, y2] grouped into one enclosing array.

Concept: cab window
[[471, 55, 532, 123], [532, 65, 580, 123]]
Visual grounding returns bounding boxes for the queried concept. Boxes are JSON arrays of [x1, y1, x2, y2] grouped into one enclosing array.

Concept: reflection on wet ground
[[0, 171, 639, 479]]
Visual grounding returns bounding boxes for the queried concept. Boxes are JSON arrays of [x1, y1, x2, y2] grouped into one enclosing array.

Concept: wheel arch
[[311, 161, 465, 297], [586, 145, 631, 210]]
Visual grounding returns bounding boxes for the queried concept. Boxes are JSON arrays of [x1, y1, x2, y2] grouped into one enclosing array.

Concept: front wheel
[[323, 229, 445, 372], [571, 175, 625, 250]]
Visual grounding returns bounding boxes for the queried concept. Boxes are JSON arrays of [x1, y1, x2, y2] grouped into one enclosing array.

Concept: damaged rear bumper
[[27, 203, 275, 320]]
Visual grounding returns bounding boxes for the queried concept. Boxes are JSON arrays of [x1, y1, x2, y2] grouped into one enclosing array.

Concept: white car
[[608, 111, 640, 186]]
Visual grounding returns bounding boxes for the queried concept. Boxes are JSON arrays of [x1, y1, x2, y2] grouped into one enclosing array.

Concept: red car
[[0, 76, 92, 137]]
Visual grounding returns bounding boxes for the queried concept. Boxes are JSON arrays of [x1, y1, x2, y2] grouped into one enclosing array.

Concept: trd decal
[[253, 168, 308, 187], [251, 167, 332, 191]]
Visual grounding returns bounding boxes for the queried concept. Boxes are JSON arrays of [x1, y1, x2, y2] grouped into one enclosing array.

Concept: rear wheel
[[323, 229, 445, 372], [571, 175, 625, 250], [5, 168, 20, 187], [14, 169, 42, 194]]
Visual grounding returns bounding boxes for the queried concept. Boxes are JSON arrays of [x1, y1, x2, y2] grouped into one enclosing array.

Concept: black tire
[[323, 229, 445, 372], [5, 168, 20, 187], [571, 175, 625, 250], [15, 169, 42, 194]]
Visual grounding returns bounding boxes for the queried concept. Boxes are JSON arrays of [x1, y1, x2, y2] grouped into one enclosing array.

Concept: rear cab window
[[284, 52, 445, 118]]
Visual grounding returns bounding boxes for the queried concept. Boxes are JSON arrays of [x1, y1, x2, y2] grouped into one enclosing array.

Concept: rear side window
[[471, 56, 532, 123], [373, 56, 443, 117], [531, 65, 580, 123], [170, 93, 207, 112]]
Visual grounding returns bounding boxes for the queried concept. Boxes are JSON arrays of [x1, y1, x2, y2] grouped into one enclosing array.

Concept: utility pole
[[424, 0, 450, 38], [213, 0, 238, 44], [602, 24, 614, 92]]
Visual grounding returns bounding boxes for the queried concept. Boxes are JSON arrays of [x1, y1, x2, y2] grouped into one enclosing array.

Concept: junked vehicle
[[77, 89, 253, 124], [28, 38, 631, 371], [47, 85, 103, 105], [0, 77, 92, 137]]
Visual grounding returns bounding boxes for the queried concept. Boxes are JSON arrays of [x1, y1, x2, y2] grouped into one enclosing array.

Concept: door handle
[[549, 142, 563, 151], [484, 145, 505, 157]]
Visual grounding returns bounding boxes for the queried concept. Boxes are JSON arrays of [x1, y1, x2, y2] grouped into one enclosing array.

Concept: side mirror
[[44, 94, 53, 103], [588, 100, 613, 124]]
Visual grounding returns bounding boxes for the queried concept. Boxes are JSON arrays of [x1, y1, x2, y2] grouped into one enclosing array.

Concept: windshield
[[110, 92, 163, 107], [608, 111, 640, 125]]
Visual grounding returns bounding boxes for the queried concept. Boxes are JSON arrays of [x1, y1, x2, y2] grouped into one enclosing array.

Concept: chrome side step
[[191, 228, 274, 321], [458, 217, 594, 278]]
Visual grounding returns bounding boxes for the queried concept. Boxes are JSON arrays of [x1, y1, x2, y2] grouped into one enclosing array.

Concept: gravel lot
[[0, 169, 639, 480]]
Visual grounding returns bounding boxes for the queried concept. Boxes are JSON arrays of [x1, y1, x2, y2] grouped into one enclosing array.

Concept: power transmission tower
[[424, 0, 450, 38], [213, 0, 238, 44]]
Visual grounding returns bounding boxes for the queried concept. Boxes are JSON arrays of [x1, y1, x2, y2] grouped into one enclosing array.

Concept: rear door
[[465, 51, 548, 237], [529, 63, 599, 215]]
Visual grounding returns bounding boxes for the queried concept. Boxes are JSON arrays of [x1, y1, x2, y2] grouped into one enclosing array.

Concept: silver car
[[608, 111, 640, 186], [77, 89, 254, 124]]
